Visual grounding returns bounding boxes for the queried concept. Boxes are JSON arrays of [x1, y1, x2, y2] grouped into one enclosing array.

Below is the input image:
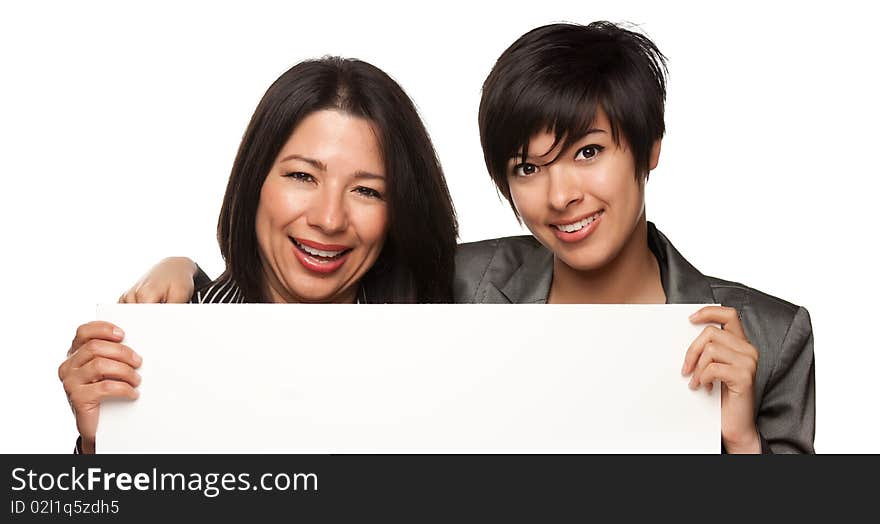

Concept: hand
[[682, 306, 761, 454], [119, 257, 197, 304], [58, 321, 142, 453]]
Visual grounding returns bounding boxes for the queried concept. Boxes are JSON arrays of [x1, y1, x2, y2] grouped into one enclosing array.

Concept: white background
[[1, 1, 877, 452]]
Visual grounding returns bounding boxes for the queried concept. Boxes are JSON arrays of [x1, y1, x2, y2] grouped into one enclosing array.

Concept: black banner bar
[[2, 455, 873, 521]]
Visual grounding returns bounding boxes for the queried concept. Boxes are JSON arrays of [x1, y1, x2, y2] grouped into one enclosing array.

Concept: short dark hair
[[218, 57, 458, 303], [478, 21, 668, 215]]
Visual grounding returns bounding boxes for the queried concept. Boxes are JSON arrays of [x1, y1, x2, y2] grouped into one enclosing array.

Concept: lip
[[551, 210, 604, 243], [293, 238, 351, 251], [290, 237, 351, 275]]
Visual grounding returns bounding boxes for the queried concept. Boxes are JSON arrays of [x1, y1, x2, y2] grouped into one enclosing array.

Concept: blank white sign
[[95, 304, 720, 453]]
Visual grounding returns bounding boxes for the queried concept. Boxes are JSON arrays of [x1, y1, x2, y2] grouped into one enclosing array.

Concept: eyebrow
[[280, 154, 327, 171], [353, 171, 385, 181], [279, 154, 385, 180], [512, 128, 607, 162]]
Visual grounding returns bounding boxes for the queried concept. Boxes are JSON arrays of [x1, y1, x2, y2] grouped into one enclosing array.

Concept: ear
[[649, 139, 662, 171]]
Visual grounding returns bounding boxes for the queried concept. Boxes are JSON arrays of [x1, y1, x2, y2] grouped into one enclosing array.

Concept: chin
[[277, 272, 337, 302], [553, 242, 618, 272], [557, 253, 607, 272], [294, 283, 343, 302]]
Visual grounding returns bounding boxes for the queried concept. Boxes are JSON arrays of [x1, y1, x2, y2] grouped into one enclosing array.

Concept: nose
[[547, 165, 584, 211], [305, 185, 348, 235]]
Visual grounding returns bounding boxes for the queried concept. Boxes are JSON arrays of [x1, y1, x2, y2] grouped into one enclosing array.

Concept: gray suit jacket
[[453, 222, 816, 453]]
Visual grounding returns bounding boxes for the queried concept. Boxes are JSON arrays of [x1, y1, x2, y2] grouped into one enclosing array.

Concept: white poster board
[[96, 304, 720, 453]]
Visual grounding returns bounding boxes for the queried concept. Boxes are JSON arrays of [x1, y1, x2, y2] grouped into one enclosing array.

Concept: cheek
[[254, 199, 270, 251], [355, 205, 389, 251], [257, 179, 304, 234], [590, 165, 643, 217], [604, 152, 643, 207], [586, 169, 620, 205], [509, 183, 541, 222], [611, 176, 644, 216]]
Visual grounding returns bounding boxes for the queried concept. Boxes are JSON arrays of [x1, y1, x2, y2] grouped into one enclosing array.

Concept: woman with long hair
[[59, 57, 458, 453]]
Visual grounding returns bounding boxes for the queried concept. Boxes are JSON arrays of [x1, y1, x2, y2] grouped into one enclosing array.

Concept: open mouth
[[291, 238, 351, 260], [552, 210, 604, 233], [290, 237, 352, 274]]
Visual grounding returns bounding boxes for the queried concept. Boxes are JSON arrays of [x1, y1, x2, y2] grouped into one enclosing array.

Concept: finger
[[683, 324, 756, 375], [119, 290, 135, 304], [683, 325, 730, 375], [70, 322, 125, 355], [67, 339, 142, 370], [133, 283, 162, 304], [166, 282, 193, 304], [71, 380, 140, 406], [689, 341, 748, 389], [695, 362, 731, 388], [683, 325, 716, 375], [689, 306, 745, 339], [72, 357, 142, 387], [696, 362, 752, 394]]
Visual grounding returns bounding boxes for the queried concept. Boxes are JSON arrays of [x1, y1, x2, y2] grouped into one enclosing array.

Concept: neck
[[548, 216, 665, 304]]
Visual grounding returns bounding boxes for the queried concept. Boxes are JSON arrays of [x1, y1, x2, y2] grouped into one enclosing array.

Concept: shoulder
[[706, 274, 812, 359], [707, 275, 803, 329], [705, 274, 813, 389], [190, 277, 245, 304], [455, 235, 544, 269], [453, 236, 547, 303], [653, 223, 811, 354]]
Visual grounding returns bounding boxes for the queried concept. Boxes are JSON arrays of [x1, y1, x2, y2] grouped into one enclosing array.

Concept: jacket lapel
[[496, 243, 554, 304], [648, 222, 716, 304]]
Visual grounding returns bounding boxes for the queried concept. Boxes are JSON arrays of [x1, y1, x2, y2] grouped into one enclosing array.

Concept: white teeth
[[554, 211, 603, 233], [297, 242, 344, 258]]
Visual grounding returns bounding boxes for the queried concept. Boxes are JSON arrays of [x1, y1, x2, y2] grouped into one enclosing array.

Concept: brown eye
[[283, 172, 316, 183], [353, 186, 383, 200], [513, 163, 539, 177], [575, 145, 604, 161]]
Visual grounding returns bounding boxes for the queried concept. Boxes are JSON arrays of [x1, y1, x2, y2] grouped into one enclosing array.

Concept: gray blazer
[[453, 222, 816, 453]]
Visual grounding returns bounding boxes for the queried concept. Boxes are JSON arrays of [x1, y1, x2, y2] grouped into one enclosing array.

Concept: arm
[[755, 307, 816, 453], [119, 257, 210, 304]]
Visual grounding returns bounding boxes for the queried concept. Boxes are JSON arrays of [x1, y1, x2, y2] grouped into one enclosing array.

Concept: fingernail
[[113, 327, 125, 338], [688, 313, 697, 321], [681, 362, 687, 376], [688, 377, 696, 389], [133, 352, 143, 366]]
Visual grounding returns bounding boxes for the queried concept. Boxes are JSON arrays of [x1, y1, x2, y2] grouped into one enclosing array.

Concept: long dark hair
[[217, 57, 458, 303]]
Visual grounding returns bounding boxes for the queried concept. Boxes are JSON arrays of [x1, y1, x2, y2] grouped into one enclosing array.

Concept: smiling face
[[507, 108, 659, 273], [255, 109, 388, 303]]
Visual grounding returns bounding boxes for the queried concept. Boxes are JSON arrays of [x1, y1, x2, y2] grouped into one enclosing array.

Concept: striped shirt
[[192, 277, 246, 304], [192, 277, 367, 304]]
